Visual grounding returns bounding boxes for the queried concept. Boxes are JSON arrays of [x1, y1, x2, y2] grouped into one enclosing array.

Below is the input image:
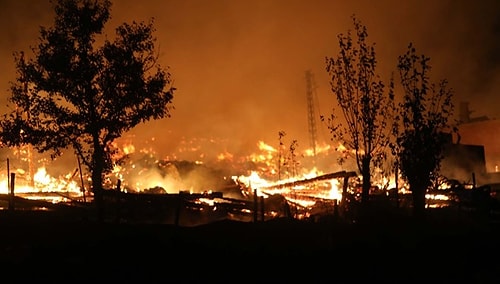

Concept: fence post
[[9, 173, 15, 211], [253, 189, 258, 222], [260, 196, 265, 222]]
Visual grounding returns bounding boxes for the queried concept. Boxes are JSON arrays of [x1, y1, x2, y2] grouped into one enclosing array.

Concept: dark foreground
[[1, 208, 500, 283]]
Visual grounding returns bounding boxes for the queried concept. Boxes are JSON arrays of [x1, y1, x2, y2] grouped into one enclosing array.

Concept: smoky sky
[[1, 0, 499, 160]]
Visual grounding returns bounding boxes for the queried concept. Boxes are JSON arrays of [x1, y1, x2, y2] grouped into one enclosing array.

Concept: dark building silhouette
[[459, 102, 489, 124], [439, 101, 500, 185], [456, 102, 500, 174], [441, 138, 486, 184]]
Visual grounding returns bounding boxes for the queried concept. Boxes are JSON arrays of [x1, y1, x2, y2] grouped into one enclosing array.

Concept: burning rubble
[[0, 134, 494, 225]]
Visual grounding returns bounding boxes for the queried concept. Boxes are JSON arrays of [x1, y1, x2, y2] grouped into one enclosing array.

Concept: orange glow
[[0, 137, 455, 215], [122, 143, 135, 155], [257, 141, 277, 153], [0, 166, 81, 203], [217, 151, 234, 161]]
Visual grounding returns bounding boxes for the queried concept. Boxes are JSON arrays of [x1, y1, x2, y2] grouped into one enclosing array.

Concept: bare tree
[[323, 15, 396, 206], [286, 139, 299, 178], [277, 130, 286, 181], [0, 0, 175, 217], [393, 43, 456, 219], [277, 131, 300, 180]]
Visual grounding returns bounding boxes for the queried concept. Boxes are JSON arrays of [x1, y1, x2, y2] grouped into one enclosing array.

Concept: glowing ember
[[0, 136, 460, 215], [0, 166, 82, 204]]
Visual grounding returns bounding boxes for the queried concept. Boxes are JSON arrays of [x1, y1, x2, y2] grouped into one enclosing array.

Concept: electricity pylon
[[305, 70, 318, 159]]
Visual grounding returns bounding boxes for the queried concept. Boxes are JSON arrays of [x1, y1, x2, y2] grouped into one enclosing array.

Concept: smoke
[[0, 0, 499, 176]]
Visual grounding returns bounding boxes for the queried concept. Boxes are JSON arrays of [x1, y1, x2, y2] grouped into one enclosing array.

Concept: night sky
[[1, 0, 499, 161]]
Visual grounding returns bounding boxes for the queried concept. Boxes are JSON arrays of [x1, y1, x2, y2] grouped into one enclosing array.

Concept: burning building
[[441, 136, 487, 184], [456, 102, 500, 174]]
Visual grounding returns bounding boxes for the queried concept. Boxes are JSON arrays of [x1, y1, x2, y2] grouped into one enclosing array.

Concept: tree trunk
[[357, 156, 371, 222], [411, 186, 427, 221], [92, 140, 105, 222], [361, 156, 371, 205], [92, 166, 104, 221]]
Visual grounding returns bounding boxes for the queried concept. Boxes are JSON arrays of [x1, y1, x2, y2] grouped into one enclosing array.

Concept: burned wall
[[458, 119, 500, 173], [441, 143, 486, 183]]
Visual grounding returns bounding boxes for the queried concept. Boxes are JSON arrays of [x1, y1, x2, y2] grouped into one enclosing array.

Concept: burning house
[[4, 120, 498, 225], [442, 102, 500, 185], [0, 136, 361, 225], [440, 134, 487, 184]]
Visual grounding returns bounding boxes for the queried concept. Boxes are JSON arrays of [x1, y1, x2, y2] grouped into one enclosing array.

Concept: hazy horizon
[[1, 0, 499, 172]]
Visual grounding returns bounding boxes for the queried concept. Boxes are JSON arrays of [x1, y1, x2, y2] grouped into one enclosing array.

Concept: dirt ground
[[1, 207, 500, 283]]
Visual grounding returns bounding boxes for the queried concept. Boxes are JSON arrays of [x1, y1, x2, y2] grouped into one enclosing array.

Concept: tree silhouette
[[284, 139, 299, 178], [323, 15, 396, 206], [0, 0, 175, 217], [393, 43, 456, 219], [277, 131, 300, 180], [277, 130, 286, 181]]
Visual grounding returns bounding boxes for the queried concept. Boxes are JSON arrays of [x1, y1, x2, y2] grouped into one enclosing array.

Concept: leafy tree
[[0, 0, 175, 215], [323, 15, 395, 206], [393, 43, 456, 219]]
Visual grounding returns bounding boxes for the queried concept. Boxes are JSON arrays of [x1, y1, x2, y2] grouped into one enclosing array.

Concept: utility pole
[[27, 145, 35, 189], [20, 52, 35, 189]]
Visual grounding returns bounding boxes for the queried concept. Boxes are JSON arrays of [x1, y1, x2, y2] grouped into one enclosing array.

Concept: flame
[[257, 141, 277, 152], [217, 151, 234, 162], [122, 143, 135, 155], [0, 136, 458, 214], [233, 168, 344, 209], [0, 166, 82, 203]]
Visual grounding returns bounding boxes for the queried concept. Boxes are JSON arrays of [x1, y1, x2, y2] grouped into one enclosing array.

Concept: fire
[[0, 166, 79, 194], [328, 179, 342, 200], [217, 151, 234, 162], [0, 166, 82, 203], [1, 137, 358, 211], [122, 143, 135, 155], [234, 171, 272, 193], [233, 169, 344, 210], [247, 141, 276, 166], [303, 143, 333, 157], [257, 141, 277, 153], [0, 135, 460, 218]]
